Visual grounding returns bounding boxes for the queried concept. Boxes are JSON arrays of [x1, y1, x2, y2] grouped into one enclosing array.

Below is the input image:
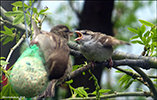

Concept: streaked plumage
[[75, 30, 130, 63], [31, 21, 72, 98]]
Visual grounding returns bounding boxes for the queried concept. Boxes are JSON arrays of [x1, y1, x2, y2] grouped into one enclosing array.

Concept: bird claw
[[107, 57, 113, 69], [91, 61, 95, 68]]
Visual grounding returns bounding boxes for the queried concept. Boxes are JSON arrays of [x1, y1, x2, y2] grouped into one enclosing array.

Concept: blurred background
[[1, 0, 156, 100]]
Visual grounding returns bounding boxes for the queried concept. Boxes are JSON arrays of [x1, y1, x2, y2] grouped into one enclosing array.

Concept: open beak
[[75, 31, 83, 41]]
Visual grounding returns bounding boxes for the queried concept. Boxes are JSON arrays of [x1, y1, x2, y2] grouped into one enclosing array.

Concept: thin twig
[[3, 34, 26, 69], [62, 91, 152, 100], [130, 66, 157, 99]]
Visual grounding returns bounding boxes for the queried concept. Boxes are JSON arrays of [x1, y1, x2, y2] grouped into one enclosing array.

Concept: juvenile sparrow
[[75, 30, 130, 67], [50, 25, 73, 42], [31, 21, 72, 98]]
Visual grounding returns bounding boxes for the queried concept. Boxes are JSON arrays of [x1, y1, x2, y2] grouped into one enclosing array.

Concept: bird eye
[[64, 30, 69, 32], [83, 31, 87, 35]]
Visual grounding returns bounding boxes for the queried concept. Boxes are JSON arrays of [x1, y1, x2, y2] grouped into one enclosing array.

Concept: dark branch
[[62, 92, 152, 100]]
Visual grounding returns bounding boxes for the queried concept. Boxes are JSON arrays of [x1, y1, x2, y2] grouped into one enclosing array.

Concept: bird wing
[[98, 35, 130, 46]]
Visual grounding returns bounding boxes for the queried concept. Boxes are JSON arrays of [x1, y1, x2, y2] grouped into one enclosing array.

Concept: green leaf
[[72, 65, 82, 71], [12, 6, 17, 11], [77, 87, 88, 97], [3, 26, 13, 35], [146, 37, 151, 45], [150, 44, 154, 56], [0, 30, 7, 34], [130, 35, 139, 40], [127, 27, 139, 34], [33, 7, 38, 14], [99, 89, 111, 94], [11, 1, 29, 7], [26, 14, 30, 25], [66, 79, 73, 84], [3, 37, 14, 45], [0, 60, 9, 65], [4, 11, 23, 17], [13, 14, 24, 25], [82, 72, 85, 75], [119, 75, 132, 87], [144, 31, 150, 37], [0, 57, 6, 60], [39, 9, 48, 15], [139, 19, 154, 27], [131, 40, 143, 45], [124, 80, 135, 89], [142, 37, 146, 45], [0, 36, 7, 42], [0, 83, 19, 99], [140, 24, 146, 34]]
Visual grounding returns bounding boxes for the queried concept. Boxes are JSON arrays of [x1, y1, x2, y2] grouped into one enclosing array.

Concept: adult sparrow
[[75, 30, 130, 67], [31, 21, 72, 98]]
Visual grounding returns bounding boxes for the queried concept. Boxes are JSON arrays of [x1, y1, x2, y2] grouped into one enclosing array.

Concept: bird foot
[[107, 57, 113, 69], [91, 61, 96, 68]]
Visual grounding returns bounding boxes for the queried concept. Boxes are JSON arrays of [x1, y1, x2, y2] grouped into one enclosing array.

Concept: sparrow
[[30, 21, 72, 98], [74, 30, 130, 67], [50, 25, 73, 42]]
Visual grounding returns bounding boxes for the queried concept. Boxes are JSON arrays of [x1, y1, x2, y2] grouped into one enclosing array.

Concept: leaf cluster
[[66, 79, 111, 99], [128, 19, 157, 57], [1, 1, 51, 45]]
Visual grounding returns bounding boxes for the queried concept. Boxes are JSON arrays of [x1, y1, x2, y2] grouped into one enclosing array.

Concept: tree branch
[[62, 91, 152, 100], [130, 66, 157, 100], [0, 6, 31, 33], [113, 67, 150, 89]]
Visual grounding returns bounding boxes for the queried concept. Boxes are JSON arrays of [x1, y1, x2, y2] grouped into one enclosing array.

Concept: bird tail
[[119, 40, 130, 45], [37, 80, 58, 100]]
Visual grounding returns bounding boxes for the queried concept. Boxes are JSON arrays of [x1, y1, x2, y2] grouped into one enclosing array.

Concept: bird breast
[[80, 41, 113, 62]]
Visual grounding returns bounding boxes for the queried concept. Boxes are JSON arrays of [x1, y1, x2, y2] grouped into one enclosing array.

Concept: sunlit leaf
[[3, 26, 13, 35], [77, 87, 88, 97], [0, 57, 6, 60], [131, 40, 143, 45], [72, 65, 82, 71], [142, 37, 146, 45], [33, 7, 38, 14], [144, 31, 150, 37], [127, 27, 139, 34], [140, 24, 146, 34], [13, 14, 24, 25], [130, 35, 139, 40], [150, 44, 154, 56], [39, 9, 49, 15], [4, 11, 23, 17], [139, 19, 154, 27], [0, 60, 9, 65], [11, 1, 29, 7], [99, 89, 111, 93], [66, 79, 73, 84]]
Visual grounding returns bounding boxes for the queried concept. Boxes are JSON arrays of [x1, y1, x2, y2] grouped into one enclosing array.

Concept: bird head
[[50, 25, 73, 41], [74, 30, 95, 44]]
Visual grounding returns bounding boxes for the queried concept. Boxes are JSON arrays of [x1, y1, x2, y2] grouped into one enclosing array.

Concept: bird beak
[[75, 31, 83, 41], [69, 31, 73, 36]]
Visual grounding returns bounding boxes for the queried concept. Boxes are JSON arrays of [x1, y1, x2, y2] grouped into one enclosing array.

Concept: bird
[[30, 21, 73, 98], [74, 30, 130, 67]]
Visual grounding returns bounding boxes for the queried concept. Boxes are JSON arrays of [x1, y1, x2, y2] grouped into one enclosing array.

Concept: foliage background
[[0, 0, 156, 100]]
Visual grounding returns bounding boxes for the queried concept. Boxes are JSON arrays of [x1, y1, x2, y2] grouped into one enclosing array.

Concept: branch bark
[[63, 92, 152, 100]]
